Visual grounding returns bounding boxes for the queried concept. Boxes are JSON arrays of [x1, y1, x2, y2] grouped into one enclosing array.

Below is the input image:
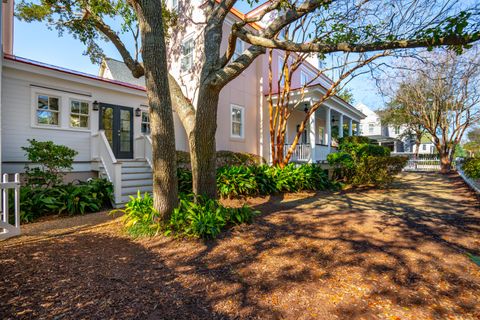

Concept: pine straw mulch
[[1, 172, 480, 320]]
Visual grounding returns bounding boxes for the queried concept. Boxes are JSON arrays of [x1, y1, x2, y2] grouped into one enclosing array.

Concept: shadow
[[2, 172, 480, 319]]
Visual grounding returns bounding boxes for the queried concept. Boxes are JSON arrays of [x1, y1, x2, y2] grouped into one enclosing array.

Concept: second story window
[[233, 38, 243, 60], [36, 94, 60, 126], [70, 100, 90, 128], [368, 122, 375, 134], [394, 126, 400, 135], [141, 111, 150, 134], [181, 37, 194, 72], [301, 71, 309, 86], [231, 104, 244, 138]]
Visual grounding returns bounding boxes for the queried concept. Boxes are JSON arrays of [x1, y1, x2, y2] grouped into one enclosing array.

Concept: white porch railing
[[0, 173, 21, 240], [92, 131, 122, 203], [284, 144, 311, 162], [135, 134, 153, 169]]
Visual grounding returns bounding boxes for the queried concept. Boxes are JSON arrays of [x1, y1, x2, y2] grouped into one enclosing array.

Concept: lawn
[[1, 172, 480, 319]]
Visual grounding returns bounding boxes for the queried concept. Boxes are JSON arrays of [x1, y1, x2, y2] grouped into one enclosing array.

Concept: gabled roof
[[4, 54, 146, 92], [101, 58, 145, 87]]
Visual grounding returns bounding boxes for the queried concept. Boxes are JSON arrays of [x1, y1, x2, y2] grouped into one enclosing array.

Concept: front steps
[[96, 159, 153, 207]]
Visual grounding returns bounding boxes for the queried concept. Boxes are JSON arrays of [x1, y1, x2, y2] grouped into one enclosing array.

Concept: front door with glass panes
[[99, 103, 134, 159]]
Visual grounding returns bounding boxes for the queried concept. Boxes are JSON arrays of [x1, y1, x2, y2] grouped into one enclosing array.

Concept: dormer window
[[301, 70, 309, 86]]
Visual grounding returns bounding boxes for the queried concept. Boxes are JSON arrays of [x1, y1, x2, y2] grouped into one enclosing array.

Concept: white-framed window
[[230, 104, 244, 138], [358, 124, 363, 135], [394, 126, 400, 135], [278, 56, 285, 87], [368, 122, 375, 134], [300, 70, 309, 86], [422, 144, 427, 151], [69, 99, 90, 129], [318, 127, 325, 144], [36, 94, 60, 126], [181, 37, 194, 72], [170, 0, 178, 10], [141, 111, 151, 134], [233, 38, 244, 60]]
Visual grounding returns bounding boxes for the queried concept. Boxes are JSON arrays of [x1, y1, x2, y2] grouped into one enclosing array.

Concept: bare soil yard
[[1, 172, 479, 319]]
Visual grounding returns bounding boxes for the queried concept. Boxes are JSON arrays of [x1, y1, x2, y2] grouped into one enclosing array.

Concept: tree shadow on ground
[[1, 173, 479, 319]]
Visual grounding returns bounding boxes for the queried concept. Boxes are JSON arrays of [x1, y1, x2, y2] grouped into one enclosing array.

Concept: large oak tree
[[17, 0, 480, 218]]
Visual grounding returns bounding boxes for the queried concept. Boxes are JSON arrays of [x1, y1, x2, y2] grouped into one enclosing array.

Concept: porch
[[282, 104, 360, 163]]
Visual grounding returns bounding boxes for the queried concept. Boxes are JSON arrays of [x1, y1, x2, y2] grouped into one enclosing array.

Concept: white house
[[356, 103, 435, 154], [0, 0, 365, 206]]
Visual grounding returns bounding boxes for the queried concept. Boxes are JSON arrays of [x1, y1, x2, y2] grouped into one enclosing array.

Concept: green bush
[[16, 178, 113, 222], [22, 139, 78, 187], [115, 192, 160, 237], [215, 163, 333, 198], [463, 158, 480, 179], [118, 193, 258, 239], [177, 167, 193, 194], [328, 136, 407, 186]]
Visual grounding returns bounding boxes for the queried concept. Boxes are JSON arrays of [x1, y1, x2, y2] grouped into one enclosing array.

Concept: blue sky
[[13, 2, 383, 108]]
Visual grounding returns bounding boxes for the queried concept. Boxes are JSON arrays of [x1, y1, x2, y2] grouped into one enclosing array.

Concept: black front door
[[99, 103, 134, 159]]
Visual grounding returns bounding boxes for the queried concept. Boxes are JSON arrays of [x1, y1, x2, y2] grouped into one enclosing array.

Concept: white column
[[325, 107, 331, 152], [338, 113, 344, 138], [348, 118, 353, 136], [309, 108, 316, 163]]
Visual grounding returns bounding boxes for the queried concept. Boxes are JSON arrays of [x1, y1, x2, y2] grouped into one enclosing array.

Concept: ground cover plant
[[328, 136, 408, 186], [117, 192, 258, 239]]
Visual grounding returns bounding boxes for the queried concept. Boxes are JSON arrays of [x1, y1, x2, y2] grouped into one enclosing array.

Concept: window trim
[[180, 35, 195, 73], [35, 93, 61, 127], [141, 110, 151, 134], [69, 99, 90, 129], [230, 104, 245, 139]]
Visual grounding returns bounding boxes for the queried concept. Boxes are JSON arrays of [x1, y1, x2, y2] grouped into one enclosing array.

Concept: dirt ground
[[1, 172, 480, 320]]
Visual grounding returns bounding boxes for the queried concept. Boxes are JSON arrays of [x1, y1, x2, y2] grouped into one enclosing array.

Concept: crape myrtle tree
[[17, 0, 480, 217], [381, 49, 480, 173]]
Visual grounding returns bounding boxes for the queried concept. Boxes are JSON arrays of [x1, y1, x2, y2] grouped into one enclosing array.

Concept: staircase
[[97, 159, 153, 207]]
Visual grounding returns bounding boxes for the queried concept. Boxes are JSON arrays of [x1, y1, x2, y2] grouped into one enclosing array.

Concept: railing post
[[14, 173, 20, 229], [2, 174, 8, 224]]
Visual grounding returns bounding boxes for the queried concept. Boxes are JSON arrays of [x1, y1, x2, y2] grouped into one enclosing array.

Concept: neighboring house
[[0, 0, 365, 206], [356, 103, 435, 154]]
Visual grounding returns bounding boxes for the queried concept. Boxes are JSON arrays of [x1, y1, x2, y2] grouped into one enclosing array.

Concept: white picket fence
[[393, 153, 441, 172], [0, 173, 21, 240]]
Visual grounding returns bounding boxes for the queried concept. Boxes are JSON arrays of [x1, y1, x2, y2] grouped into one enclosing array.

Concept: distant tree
[[464, 127, 480, 156], [385, 49, 480, 173], [337, 88, 355, 105]]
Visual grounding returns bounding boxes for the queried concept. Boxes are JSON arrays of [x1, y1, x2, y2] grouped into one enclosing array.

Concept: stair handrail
[[143, 134, 153, 169], [92, 131, 122, 204]]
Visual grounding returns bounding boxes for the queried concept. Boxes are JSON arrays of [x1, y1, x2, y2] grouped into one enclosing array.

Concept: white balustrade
[[0, 173, 21, 240]]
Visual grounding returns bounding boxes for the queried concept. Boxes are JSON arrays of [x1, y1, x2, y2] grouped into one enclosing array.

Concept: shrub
[[463, 157, 480, 179], [177, 167, 193, 194], [328, 136, 407, 186], [176, 150, 266, 169], [15, 178, 113, 222], [215, 163, 333, 198], [115, 192, 160, 238], [118, 193, 258, 239], [22, 139, 78, 187]]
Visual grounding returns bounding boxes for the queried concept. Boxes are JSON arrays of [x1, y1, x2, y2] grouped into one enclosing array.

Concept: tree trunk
[[190, 87, 220, 198], [136, 0, 178, 219], [439, 151, 452, 174]]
